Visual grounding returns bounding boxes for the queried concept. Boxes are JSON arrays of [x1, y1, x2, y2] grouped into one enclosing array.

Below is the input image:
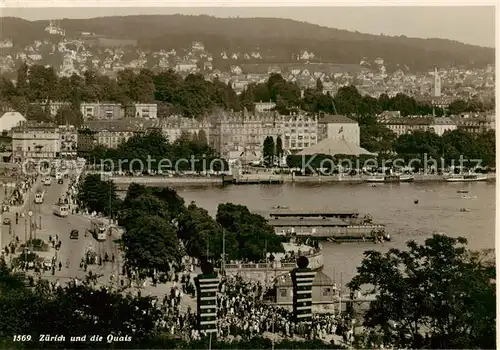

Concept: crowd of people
[[140, 272, 355, 346]]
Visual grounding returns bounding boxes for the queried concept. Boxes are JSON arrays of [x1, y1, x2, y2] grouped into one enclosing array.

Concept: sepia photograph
[[0, 3, 496, 349]]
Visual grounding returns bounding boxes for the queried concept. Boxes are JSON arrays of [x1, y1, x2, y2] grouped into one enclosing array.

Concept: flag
[[338, 126, 344, 134]]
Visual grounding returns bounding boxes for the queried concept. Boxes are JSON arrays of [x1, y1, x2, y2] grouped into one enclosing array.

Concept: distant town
[[0, 20, 495, 103]]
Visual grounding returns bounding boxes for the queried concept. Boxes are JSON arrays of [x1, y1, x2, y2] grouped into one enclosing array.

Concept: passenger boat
[[365, 173, 414, 183], [461, 195, 477, 200], [444, 174, 487, 182], [460, 208, 471, 212]]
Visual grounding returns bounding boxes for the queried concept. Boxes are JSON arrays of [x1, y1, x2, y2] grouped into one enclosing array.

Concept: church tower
[[433, 66, 441, 97]]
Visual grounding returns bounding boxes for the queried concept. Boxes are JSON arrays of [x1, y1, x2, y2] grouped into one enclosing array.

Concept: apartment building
[[12, 122, 60, 161], [79, 120, 148, 149], [281, 114, 318, 152], [209, 111, 282, 159], [159, 116, 210, 143], [58, 125, 78, 158], [317, 114, 360, 146], [81, 102, 123, 120], [134, 103, 158, 119], [380, 117, 434, 136]]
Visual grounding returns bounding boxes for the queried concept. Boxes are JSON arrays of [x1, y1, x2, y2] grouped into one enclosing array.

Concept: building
[[0, 112, 27, 133], [81, 120, 148, 149], [58, 125, 78, 158], [209, 111, 282, 159], [255, 101, 276, 113], [453, 115, 495, 134], [317, 114, 360, 146], [134, 103, 158, 119], [432, 67, 441, 97], [160, 116, 210, 144], [81, 102, 123, 120], [281, 114, 318, 152], [430, 117, 457, 136], [380, 117, 433, 136], [12, 122, 60, 161], [37, 101, 71, 118], [275, 270, 335, 305]]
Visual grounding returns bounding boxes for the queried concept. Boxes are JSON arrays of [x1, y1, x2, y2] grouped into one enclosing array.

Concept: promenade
[[106, 172, 496, 188]]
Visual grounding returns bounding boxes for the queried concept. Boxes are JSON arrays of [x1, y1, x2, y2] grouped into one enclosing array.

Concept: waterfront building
[[281, 114, 318, 152], [317, 114, 360, 146], [209, 110, 282, 159], [12, 122, 60, 161]]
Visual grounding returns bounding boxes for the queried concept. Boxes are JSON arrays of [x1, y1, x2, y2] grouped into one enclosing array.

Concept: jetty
[[267, 210, 388, 242]]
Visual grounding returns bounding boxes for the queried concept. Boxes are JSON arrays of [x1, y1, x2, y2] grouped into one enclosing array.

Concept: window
[[322, 287, 332, 297], [280, 288, 287, 298]]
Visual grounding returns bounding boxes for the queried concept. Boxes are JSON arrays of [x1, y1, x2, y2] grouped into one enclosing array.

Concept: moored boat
[[444, 174, 487, 182], [365, 173, 414, 183]]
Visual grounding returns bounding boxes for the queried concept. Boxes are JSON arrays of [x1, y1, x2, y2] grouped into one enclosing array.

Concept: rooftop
[[318, 114, 357, 124]]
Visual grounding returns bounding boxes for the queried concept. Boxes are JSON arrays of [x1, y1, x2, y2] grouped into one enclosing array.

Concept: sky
[[0, 6, 495, 47]]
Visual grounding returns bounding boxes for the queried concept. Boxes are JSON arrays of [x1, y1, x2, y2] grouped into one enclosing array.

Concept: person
[[58, 261, 62, 271]]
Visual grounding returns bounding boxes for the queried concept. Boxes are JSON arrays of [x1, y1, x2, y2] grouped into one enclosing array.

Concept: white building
[[431, 117, 457, 136], [134, 103, 158, 119], [12, 122, 60, 161], [255, 101, 276, 113], [281, 114, 318, 152], [0, 112, 27, 132], [317, 114, 360, 146]]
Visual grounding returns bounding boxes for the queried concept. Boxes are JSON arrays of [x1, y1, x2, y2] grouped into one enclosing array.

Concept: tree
[[263, 136, 275, 167], [121, 215, 182, 275], [177, 202, 237, 261], [275, 136, 283, 166], [347, 234, 495, 349], [316, 78, 323, 92], [54, 105, 84, 126], [216, 203, 284, 262], [77, 174, 121, 216]]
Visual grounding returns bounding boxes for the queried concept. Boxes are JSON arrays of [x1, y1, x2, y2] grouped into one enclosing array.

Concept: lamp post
[[27, 210, 33, 245]]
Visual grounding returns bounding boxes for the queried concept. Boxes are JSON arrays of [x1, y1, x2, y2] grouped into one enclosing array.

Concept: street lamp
[[27, 210, 33, 243]]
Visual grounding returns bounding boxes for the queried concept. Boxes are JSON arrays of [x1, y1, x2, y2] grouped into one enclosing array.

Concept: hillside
[[0, 14, 494, 72]]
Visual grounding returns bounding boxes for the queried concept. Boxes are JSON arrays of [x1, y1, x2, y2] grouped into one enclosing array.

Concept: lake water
[[122, 181, 496, 285]]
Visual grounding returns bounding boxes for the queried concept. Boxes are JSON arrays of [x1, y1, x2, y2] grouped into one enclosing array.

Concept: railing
[[225, 250, 323, 271]]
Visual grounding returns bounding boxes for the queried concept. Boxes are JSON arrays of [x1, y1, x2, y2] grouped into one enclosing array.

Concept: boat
[[457, 190, 469, 194], [462, 195, 477, 200], [272, 205, 290, 210], [460, 208, 471, 212], [365, 173, 414, 183], [444, 174, 487, 182]]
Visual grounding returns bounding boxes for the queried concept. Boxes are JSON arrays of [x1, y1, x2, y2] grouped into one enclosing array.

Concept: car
[[70, 229, 79, 239], [58, 178, 64, 184], [3, 217, 11, 225]]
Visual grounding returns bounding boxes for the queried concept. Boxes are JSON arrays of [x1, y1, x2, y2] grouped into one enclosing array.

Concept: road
[[6, 173, 122, 287]]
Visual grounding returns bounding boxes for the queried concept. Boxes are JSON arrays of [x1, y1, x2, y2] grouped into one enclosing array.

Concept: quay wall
[[108, 172, 496, 189]]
